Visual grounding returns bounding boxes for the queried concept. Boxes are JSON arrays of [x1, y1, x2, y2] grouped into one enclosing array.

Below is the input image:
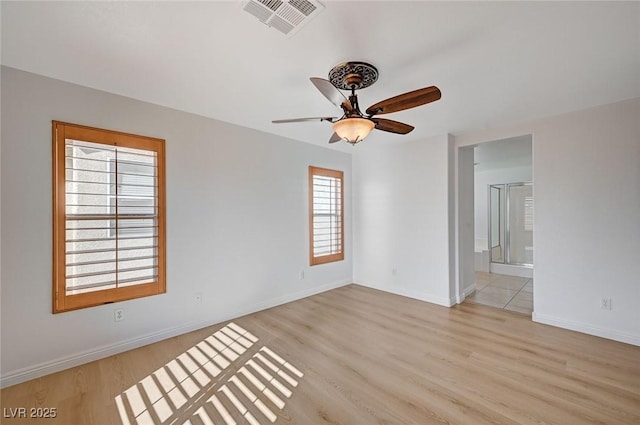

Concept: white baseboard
[[1, 320, 209, 389], [532, 312, 640, 347], [489, 263, 533, 278], [0, 279, 351, 389], [10, 280, 635, 389], [355, 282, 455, 307], [464, 284, 476, 297], [456, 283, 476, 304]]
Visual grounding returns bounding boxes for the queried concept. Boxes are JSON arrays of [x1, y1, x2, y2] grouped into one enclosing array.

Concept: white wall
[[474, 165, 533, 251], [352, 135, 455, 306], [0, 67, 353, 386], [2, 67, 638, 391], [456, 98, 640, 345], [456, 146, 476, 296]]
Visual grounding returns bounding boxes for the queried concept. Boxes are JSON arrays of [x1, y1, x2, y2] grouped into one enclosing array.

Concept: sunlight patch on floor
[[115, 322, 303, 425]]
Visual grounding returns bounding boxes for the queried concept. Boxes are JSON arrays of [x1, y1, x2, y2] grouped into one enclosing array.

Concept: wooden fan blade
[[329, 132, 342, 143], [372, 118, 415, 134], [272, 117, 336, 124], [366, 86, 441, 116], [310, 78, 351, 110]]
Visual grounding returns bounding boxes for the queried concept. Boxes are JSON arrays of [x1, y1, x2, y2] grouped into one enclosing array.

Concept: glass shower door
[[489, 182, 533, 266], [489, 185, 505, 263], [508, 183, 533, 265]]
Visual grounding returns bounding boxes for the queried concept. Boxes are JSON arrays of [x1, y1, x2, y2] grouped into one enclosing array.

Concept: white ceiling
[[2, 1, 639, 152]]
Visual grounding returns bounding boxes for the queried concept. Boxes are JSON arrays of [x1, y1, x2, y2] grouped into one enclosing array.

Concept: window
[[52, 121, 166, 312], [309, 166, 344, 266]]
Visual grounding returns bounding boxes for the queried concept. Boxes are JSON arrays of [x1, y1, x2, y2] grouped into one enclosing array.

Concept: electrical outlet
[[392, 268, 397, 277], [600, 298, 612, 310], [195, 293, 203, 303], [299, 269, 305, 280], [114, 309, 124, 322]]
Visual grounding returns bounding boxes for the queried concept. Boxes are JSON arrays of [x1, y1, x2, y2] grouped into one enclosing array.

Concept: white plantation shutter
[[309, 166, 344, 265], [53, 122, 165, 312], [312, 175, 341, 256], [524, 195, 534, 232], [65, 140, 158, 293]]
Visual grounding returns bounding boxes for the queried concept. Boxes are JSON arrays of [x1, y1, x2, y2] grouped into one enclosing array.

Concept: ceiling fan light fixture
[[333, 118, 375, 144], [273, 62, 441, 145]]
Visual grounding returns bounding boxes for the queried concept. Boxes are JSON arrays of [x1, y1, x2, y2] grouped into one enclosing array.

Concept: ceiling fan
[[272, 61, 441, 145]]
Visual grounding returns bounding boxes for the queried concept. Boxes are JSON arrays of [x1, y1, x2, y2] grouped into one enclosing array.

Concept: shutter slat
[[67, 244, 157, 255], [67, 265, 158, 280], [67, 234, 158, 243], [67, 255, 157, 267]]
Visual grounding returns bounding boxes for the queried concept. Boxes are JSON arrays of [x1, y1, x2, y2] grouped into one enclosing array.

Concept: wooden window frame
[[52, 121, 166, 313], [309, 166, 344, 266]]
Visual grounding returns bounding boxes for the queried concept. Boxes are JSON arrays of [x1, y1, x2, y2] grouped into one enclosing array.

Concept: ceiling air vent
[[241, 0, 325, 37]]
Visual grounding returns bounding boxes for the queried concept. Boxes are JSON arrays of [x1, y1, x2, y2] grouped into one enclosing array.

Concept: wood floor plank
[[1, 284, 639, 424]]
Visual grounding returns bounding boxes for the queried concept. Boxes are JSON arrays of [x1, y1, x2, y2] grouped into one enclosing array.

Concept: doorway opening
[[459, 134, 534, 315]]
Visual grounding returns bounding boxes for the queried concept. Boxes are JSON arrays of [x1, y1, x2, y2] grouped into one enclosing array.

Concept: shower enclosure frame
[[488, 181, 533, 267]]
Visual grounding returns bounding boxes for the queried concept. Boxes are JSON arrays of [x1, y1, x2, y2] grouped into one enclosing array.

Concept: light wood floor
[[1, 284, 639, 424]]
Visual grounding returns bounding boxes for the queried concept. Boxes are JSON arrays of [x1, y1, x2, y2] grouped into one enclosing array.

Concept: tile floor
[[466, 271, 533, 315]]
